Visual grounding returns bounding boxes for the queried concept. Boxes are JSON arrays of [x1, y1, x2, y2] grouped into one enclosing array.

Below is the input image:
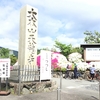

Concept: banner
[[40, 50, 51, 80], [0, 58, 10, 78]]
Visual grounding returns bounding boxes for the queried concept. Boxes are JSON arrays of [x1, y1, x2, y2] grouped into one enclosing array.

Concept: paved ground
[[54, 78, 99, 100], [0, 78, 100, 100], [0, 91, 98, 100]]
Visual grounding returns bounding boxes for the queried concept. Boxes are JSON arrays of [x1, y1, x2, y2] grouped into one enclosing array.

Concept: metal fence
[[10, 65, 40, 82]]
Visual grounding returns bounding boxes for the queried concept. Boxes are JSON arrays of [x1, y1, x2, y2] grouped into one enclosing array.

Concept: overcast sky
[[0, 0, 100, 51]]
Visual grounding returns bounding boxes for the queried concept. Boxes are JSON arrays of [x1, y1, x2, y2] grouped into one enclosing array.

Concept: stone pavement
[[0, 90, 99, 100], [0, 78, 100, 100]]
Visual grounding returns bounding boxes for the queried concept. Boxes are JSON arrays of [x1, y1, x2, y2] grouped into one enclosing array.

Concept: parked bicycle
[[65, 70, 74, 79]]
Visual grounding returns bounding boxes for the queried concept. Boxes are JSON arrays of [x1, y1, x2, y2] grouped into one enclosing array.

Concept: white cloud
[[56, 34, 84, 47], [0, 3, 19, 36], [79, 0, 100, 6], [0, 0, 100, 51], [38, 14, 63, 36], [37, 36, 54, 49], [65, 22, 75, 30], [0, 38, 18, 50]]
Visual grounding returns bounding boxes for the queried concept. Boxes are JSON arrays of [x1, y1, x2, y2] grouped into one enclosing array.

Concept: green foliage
[[53, 67, 66, 73], [10, 55, 17, 66], [53, 67, 61, 72], [0, 48, 9, 58], [0, 48, 17, 66], [37, 49, 40, 55], [39, 40, 83, 58], [54, 40, 83, 58], [42, 47, 50, 51], [54, 40, 73, 59], [71, 47, 84, 55], [61, 68, 66, 72], [84, 31, 100, 43]]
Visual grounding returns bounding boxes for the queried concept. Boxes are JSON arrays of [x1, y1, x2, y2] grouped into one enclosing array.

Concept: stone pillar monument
[[18, 5, 38, 67], [9, 5, 38, 82]]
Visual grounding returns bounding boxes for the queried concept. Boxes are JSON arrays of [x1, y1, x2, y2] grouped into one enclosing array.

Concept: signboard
[[0, 59, 10, 78], [86, 48, 100, 60], [40, 50, 51, 80]]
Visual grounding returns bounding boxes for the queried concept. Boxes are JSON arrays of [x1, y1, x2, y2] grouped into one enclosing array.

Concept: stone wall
[[10, 80, 57, 95]]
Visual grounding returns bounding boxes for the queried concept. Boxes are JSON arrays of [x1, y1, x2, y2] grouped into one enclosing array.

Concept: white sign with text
[[86, 48, 100, 60], [40, 50, 51, 80], [0, 59, 10, 78]]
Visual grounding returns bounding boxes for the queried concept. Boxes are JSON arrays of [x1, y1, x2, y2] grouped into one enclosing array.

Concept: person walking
[[90, 64, 96, 81], [74, 65, 78, 79], [65, 64, 70, 79]]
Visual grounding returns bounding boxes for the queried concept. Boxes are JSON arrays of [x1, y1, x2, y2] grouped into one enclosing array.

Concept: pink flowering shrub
[[37, 52, 61, 69], [51, 58, 58, 68], [37, 51, 69, 72], [37, 55, 41, 67], [10, 66, 13, 71]]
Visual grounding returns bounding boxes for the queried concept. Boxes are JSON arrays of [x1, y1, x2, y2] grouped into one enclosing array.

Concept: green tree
[[84, 31, 100, 43], [0, 48, 17, 65], [54, 40, 73, 59], [10, 55, 17, 66], [71, 47, 83, 55], [37, 49, 40, 55], [0, 48, 9, 58]]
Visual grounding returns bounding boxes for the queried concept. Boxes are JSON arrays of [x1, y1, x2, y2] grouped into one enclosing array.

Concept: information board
[[0, 59, 10, 78], [86, 48, 100, 61]]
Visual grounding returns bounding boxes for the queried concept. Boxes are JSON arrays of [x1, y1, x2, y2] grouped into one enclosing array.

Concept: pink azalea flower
[[37, 51, 67, 69]]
